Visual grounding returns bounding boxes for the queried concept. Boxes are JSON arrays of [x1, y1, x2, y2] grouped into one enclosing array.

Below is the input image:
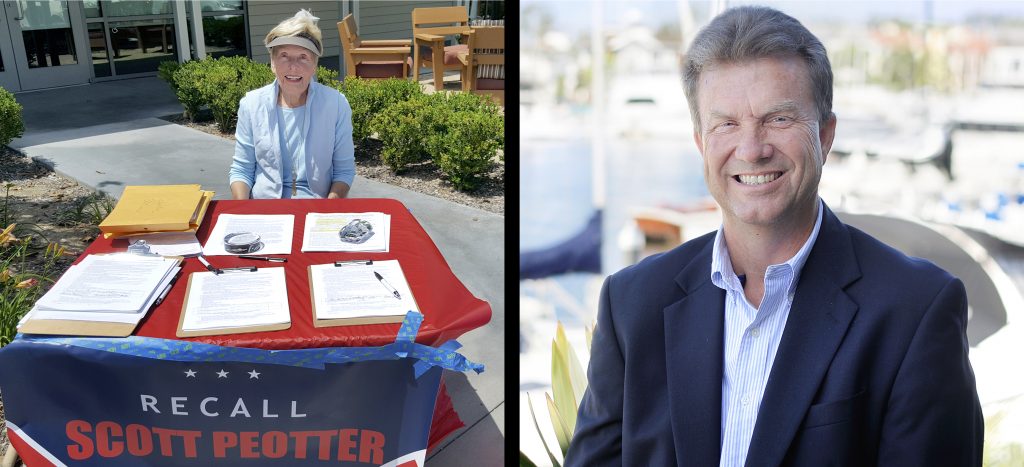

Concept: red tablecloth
[[77, 198, 491, 452], [80, 198, 492, 348]]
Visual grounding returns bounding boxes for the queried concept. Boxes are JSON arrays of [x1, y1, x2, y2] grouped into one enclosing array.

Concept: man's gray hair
[[683, 6, 833, 131]]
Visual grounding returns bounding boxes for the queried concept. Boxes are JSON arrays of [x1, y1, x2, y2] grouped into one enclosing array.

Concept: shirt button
[[741, 395, 751, 406], [750, 328, 760, 338]]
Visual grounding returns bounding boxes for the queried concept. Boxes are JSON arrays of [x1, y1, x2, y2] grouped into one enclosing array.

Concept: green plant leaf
[[546, 392, 572, 456], [550, 333, 578, 436], [527, 393, 562, 467], [519, 451, 539, 467], [555, 322, 588, 408]]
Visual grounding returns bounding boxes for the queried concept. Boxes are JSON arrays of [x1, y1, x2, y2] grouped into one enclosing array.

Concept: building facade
[[0, 0, 490, 93]]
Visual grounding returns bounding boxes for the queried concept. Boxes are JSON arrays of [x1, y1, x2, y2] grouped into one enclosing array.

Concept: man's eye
[[770, 116, 791, 124]]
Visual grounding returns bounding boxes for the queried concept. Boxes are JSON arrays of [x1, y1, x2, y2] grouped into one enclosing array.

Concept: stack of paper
[[201, 214, 295, 256], [308, 259, 417, 327], [177, 267, 291, 337], [99, 185, 214, 239], [301, 212, 391, 252], [19, 254, 182, 336]]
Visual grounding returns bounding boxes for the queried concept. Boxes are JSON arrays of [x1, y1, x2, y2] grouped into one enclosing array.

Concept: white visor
[[266, 36, 322, 57]]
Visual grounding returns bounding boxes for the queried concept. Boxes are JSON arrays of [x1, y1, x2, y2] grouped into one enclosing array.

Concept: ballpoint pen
[[374, 271, 401, 300], [196, 255, 221, 275], [238, 255, 287, 263]]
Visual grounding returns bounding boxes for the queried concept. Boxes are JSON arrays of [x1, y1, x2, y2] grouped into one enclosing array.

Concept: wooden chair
[[337, 14, 411, 79], [459, 26, 504, 106], [411, 6, 473, 91]]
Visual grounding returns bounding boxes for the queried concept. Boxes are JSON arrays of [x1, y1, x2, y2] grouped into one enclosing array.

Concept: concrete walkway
[[9, 76, 504, 465]]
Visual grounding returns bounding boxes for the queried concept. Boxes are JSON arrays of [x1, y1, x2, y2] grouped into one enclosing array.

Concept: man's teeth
[[737, 173, 780, 185], [286, 76, 301, 80]]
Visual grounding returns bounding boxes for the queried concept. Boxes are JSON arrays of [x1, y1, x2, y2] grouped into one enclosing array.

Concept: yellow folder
[[99, 185, 212, 235]]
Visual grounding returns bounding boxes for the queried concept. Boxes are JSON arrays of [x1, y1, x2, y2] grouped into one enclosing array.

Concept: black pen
[[238, 255, 287, 263], [374, 271, 401, 300]]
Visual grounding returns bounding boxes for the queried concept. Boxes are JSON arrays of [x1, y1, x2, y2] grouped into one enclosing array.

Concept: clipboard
[[17, 318, 140, 337], [307, 260, 413, 328], [176, 269, 292, 337], [17, 255, 185, 338]]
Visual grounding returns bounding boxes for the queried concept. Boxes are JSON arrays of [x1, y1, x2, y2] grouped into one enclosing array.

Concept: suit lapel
[[664, 239, 725, 467], [744, 206, 862, 466]]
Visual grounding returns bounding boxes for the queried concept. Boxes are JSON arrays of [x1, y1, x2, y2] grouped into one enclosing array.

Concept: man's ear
[[693, 129, 704, 156], [819, 112, 837, 163]]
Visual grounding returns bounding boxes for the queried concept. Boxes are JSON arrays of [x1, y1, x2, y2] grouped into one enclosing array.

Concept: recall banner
[[0, 312, 483, 466]]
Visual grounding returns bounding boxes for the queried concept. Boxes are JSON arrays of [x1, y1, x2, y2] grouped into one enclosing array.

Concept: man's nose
[[734, 127, 772, 163]]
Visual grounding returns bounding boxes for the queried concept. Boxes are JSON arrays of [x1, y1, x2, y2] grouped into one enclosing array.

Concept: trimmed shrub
[[369, 95, 438, 172], [172, 59, 213, 121], [428, 107, 504, 191], [315, 65, 339, 85], [198, 57, 273, 133], [0, 88, 25, 146], [157, 60, 181, 92], [335, 77, 422, 145]]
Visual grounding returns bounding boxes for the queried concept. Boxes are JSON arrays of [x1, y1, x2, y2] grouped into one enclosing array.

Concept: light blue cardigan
[[229, 79, 355, 199]]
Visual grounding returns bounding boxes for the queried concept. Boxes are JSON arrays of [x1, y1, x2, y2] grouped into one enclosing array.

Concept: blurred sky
[[522, 0, 1024, 37]]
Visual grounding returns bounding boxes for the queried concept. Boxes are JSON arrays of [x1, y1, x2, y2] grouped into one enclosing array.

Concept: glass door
[[0, 3, 20, 90], [2, 0, 89, 91]]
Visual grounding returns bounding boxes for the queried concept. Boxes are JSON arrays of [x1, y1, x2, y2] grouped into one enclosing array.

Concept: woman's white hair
[[264, 9, 323, 56]]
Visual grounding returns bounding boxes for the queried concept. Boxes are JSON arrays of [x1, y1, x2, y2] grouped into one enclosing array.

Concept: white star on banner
[[216, 370, 229, 378], [248, 370, 260, 379], [184, 369, 197, 378]]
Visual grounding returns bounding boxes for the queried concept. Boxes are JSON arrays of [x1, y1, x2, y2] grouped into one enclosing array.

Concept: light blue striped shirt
[[711, 199, 823, 467]]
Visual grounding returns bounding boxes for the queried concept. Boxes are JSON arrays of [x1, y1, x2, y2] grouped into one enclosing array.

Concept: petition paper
[[181, 267, 290, 331], [202, 214, 295, 256]]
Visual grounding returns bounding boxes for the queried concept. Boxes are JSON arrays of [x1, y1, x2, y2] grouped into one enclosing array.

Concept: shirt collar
[[710, 199, 824, 293]]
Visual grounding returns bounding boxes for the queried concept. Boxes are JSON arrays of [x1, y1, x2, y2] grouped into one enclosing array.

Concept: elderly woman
[[229, 9, 355, 199]]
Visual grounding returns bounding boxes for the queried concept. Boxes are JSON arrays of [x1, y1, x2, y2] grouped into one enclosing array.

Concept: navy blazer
[[565, 204, 983, 466]]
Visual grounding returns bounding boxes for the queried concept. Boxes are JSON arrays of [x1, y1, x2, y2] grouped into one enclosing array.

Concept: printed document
[[309, 260, 416, 320], [34, 254, 180, 313], [301, 212, 390, 252], [180, 267, 290, 331], [202, 214, 295, 256], [22, 266, 180, 325]]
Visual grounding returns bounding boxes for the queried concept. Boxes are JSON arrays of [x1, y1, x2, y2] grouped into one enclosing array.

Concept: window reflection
[[100, 0, 171, 17], [88, 23, 111, 77], [84, 0, 101, 18], [109, 20, 176, 75], [201, 1, 242, 12], [23, 29, 78, 68], [203, 15, 245, 58]]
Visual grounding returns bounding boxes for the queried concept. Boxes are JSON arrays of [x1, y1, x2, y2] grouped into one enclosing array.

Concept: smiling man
[[566, 6, 983, 467]]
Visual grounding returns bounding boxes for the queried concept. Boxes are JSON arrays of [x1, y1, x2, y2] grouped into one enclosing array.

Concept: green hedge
[[0, 88, 25, 147], [331, 77, 422, 145], [371, 91, 504, 190], [429, 108, 504, 190]]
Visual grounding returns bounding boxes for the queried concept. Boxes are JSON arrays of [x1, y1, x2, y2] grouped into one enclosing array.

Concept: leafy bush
[[315, 65, 339, 85], [197, 57, 273, 132], [428, 109, 504, 190], [171, 59, 212, 121], [156, 60, 180, 92], [335, 77, 422, 145], [368, 96, 437, 172], [0, 87, 25, 147]]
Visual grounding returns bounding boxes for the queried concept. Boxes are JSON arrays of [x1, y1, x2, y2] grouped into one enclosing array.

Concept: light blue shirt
[[277, 105, 316, 198], [229, 80, 355, 199], [711, 199, 824, 467]]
